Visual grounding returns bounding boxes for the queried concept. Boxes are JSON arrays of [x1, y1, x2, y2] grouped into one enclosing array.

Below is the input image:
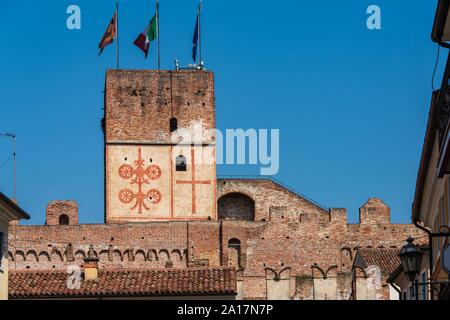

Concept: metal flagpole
[[198, 0, 202, 64], [0, 132, 16, 200], [116, 0, 119, 69], [13, 135, 16, 200], [157, 0, 160, 70]]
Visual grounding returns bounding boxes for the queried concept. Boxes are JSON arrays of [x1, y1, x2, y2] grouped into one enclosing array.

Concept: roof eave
[[0, 192, 30, 220], [412, 92, 439, 222]]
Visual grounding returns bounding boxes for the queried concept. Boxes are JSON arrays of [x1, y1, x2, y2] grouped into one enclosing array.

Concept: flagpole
[[156, 0, 160, 70], [116, 0, 119, 69], [198, 0, 202, 64]]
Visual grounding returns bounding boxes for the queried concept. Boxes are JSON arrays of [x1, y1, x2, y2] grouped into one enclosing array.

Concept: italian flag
[[134, 14, 157, 58]]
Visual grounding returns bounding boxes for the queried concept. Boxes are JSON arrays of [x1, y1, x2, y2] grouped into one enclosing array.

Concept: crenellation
[[45, 200, 78, 226]]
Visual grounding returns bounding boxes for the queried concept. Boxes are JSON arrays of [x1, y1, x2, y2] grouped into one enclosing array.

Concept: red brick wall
[[105, 70, 215, 144], [9, 179, 424, 299]]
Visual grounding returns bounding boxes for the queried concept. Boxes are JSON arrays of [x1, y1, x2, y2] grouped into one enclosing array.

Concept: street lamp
[[398, 231, 450, 300], [399, 237, 424, 282], [432, 0, 450, 47]]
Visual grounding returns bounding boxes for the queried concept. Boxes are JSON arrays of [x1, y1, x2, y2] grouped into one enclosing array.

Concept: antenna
[[116, 0, 119, 69], [174, 59, 205, 71], [1, 132, 16, 200]]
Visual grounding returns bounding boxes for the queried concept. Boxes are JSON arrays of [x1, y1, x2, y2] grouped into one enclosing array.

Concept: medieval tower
[[104, 70, 217, 222]]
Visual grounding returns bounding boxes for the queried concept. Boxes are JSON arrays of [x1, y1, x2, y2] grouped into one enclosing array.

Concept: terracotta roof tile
[[355, 248, 400, 274], [9, 267, 236, 299]]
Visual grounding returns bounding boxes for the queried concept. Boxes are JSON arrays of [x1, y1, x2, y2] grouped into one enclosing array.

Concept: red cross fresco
[[118, 147, 162, 214], [176, 148, 211, 215]]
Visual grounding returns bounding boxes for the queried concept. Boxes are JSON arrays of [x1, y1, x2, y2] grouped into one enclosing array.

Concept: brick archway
[[218, 192, 255, 221]]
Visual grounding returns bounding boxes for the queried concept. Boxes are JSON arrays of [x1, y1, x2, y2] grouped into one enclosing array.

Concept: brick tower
[[104, 70, 217, 223]]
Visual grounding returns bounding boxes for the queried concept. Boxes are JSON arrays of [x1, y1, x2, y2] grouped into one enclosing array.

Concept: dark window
[[228, 238, 241, 249], [421, 272, 427, 300], [59, 214, 70, 225], [170, 118, 178, 132], [176, 155, 187, 171], [409, 285, 416, 300]]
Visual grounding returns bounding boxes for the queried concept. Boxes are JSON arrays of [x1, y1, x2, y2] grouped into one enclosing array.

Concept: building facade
[[8, 70, 424, 299], [387, 245, 430, 300], [412, 89, 450, 299], [0, 192, 29, 300]]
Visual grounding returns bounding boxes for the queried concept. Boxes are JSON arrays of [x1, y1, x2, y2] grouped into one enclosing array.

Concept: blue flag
[[192, 13, 199, 62]]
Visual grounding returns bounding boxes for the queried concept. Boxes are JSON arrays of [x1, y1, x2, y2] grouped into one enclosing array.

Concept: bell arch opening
[[59, 214, 70, 225]]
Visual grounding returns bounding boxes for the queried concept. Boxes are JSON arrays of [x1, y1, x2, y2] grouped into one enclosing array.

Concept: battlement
[[359, 198, 390, 225], [329, 208, 347, 224], [45, 200, 78, 226]]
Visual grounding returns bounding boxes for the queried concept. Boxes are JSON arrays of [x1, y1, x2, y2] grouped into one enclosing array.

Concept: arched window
[[176, 155, 187, 171], [228, 238, 241, 268], [218, 193, 255, 220], [59, 214, 70, 225], [170, 118, 178, 132], [228, 238, 241, 249]]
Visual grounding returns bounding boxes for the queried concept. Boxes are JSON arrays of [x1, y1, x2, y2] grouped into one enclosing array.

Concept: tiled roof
[[354, 248, 400, 274], [9, 267, 236, 299]]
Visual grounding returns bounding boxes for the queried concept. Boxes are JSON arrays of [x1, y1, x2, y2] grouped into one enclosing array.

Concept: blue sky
[[0, 0, 443, 224]]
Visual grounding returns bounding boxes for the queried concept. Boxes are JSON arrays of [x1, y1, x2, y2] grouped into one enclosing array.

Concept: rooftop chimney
[[83, 245, 99, 281]]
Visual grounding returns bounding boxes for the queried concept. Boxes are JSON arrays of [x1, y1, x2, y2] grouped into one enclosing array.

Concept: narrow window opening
[[176, 155, 187, 171], [170, 118, 178, 132], [59, 214, 70, 225]]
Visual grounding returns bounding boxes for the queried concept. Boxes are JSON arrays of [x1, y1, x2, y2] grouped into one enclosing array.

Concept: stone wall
[[8, 178, 423, 300]]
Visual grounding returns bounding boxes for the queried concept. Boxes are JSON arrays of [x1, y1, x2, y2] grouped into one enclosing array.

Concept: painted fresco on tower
[[117, 147, 162, 214], [106, 144, 216, 221], [107, 145, 170, 221], [173, 145, 216, 219]]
